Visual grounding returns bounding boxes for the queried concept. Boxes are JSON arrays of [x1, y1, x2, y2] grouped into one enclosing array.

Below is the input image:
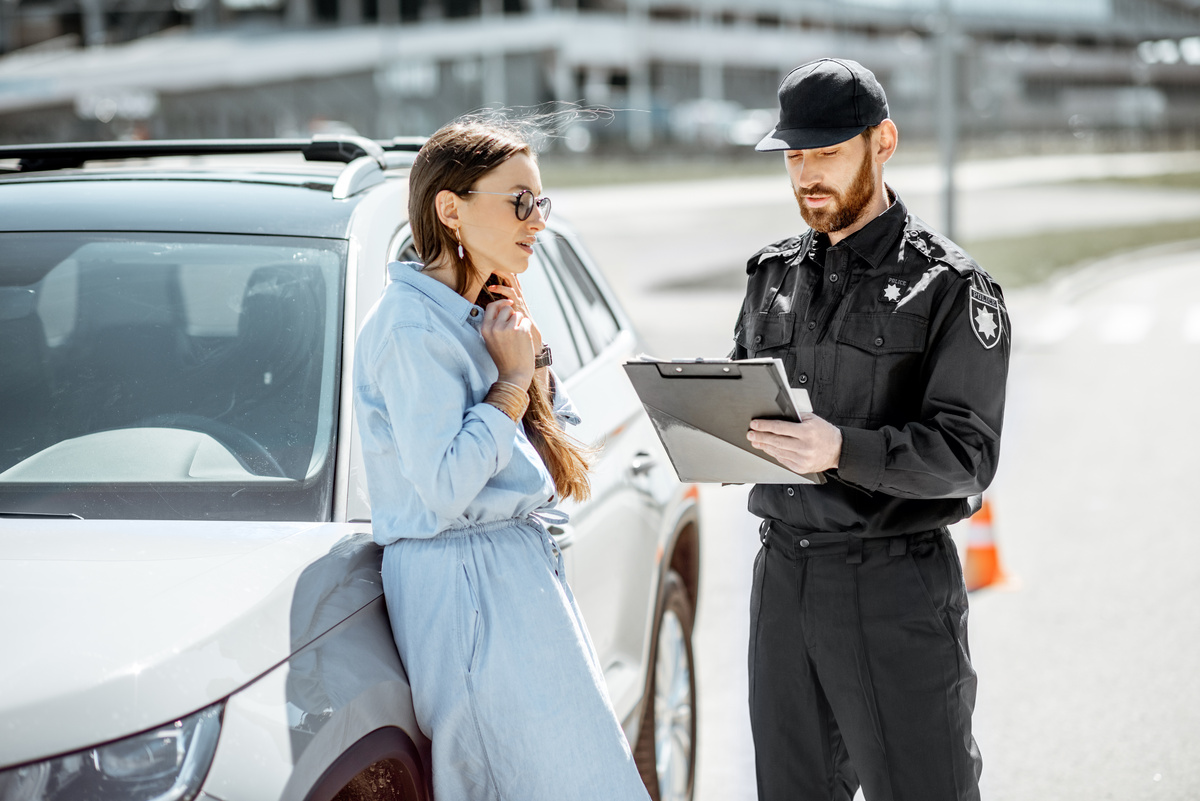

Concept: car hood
[[0, 519, 381, 769]]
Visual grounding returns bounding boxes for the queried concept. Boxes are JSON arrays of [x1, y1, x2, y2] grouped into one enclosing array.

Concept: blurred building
[[2, 0, 1200, 148]]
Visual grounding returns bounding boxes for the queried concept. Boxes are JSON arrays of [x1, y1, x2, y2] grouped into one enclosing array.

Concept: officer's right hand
[[747, 414, 843, 474]]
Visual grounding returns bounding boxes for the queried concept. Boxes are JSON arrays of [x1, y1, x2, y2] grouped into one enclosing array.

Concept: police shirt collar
[[837, 185, 907, 271], [804, 230, 828, 263], [388, 261, 485, 328]]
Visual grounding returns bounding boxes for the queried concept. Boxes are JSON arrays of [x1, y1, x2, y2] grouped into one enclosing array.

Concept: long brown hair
[[408, 117, 591, 501]]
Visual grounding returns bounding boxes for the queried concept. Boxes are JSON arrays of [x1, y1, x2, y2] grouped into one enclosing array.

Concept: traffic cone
[[963, 497, 1010, 592]]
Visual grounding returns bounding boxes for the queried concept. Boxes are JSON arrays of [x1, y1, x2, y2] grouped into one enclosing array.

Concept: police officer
[[734, 58, 1009, 801]]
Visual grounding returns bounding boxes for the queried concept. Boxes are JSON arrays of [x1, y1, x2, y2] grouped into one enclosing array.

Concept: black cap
[[756, 58, 889, 152]]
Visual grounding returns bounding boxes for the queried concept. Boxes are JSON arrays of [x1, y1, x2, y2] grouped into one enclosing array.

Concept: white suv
[[0, 137, 700, 801]]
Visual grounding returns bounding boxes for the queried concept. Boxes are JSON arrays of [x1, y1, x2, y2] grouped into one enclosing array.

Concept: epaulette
[[902, 218, 981, 277], [747, 233, 809, 275]]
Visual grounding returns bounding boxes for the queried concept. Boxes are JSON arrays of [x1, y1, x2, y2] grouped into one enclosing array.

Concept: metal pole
[[699, 0, 723, 103], [627, 0, 652, 150], [377, 0, 399, 26], [481, 0, 506, 108], [81, 0, 107, 47], [937, 0, 958, 241], [339, 0, 362, 27], [374, 9, 400, 137], [285, 0, 310, 29], [0, 0, 10, 56]]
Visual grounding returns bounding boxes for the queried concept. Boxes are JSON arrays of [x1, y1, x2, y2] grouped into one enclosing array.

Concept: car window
[[396, 242, 420, 265], [541, 233, 622, 355], [519, 251, 583, 379], [0, 232, 346, 522]]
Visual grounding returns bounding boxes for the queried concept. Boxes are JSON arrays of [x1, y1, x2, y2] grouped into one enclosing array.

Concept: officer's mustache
[[793, 184, 841, 199]]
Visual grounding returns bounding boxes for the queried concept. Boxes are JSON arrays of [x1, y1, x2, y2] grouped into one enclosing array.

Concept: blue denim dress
[[354, 263, 649, 801]]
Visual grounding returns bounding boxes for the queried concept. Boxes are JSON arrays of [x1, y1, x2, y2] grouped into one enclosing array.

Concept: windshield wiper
[[0, 511, 84, 520]]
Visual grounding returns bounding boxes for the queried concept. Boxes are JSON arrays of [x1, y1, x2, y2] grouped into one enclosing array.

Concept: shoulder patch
[[968, 272, 1007, 349]]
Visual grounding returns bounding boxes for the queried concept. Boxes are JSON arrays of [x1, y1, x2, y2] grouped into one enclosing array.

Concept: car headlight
[[0, 703, 222, 801]]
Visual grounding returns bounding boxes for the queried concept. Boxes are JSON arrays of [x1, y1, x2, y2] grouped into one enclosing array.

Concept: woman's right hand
[[481, 298, 535, 390]]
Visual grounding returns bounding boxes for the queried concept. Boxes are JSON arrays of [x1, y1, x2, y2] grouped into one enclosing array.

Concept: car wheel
[[634, 569, 696, 801]]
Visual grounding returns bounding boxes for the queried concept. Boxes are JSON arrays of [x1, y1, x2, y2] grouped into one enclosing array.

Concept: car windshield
[[0, 232, 346, 521]]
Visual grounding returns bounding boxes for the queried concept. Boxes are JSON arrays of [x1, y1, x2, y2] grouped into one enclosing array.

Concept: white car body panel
[[0, 520, 374, 767]]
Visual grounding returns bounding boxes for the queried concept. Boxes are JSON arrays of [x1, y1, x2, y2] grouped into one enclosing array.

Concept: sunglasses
[[465, 189, 552, 222]]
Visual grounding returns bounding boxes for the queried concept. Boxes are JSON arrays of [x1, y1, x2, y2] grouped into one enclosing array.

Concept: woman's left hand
[[489, 275, 542, 354]]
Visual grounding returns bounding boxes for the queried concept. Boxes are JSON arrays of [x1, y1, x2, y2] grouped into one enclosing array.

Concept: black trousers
[[748, 524, 982, 801]]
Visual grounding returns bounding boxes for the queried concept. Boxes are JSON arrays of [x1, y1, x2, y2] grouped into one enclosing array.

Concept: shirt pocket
[[736, 311, 796, 359], [834, 312, 928, 422]]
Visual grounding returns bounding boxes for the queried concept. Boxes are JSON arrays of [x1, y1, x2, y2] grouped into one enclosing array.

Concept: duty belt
[[759, 519, 941, 564]]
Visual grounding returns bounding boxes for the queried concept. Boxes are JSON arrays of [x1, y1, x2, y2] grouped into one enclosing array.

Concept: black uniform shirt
[[732, 190, 1011, 538]]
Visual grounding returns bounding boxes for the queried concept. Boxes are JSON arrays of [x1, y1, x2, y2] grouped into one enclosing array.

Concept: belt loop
[[846, 535, 863, 565], [759, 519, 771, 549], [888, 536, 907, 557]]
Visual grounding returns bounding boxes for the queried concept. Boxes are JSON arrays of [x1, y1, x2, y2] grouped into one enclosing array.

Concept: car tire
[[634, 569, 696, 801]]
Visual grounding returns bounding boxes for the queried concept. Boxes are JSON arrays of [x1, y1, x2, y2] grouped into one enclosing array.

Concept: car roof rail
[[385, 136, 428, 152], [0, 135, 394, 173]]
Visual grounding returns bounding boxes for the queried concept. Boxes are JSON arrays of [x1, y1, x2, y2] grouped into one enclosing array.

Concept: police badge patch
[[969, 273, 1004, 349], [879, 277, 908, 304]]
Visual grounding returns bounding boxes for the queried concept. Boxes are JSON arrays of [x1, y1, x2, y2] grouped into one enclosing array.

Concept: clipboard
[[622, 357, 825, 485]]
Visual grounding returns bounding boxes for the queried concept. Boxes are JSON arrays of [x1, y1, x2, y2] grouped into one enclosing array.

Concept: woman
[[353, 118, 651, 801]]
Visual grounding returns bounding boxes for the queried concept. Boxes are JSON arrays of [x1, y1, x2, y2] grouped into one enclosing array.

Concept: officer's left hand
[[747, 414, 843, 474]]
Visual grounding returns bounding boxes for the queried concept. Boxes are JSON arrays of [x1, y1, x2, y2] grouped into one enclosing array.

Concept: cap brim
[[755, 125, 868, 152]]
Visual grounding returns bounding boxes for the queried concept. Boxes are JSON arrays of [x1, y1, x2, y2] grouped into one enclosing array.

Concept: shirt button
[[799, 538, 810, 548], [754, 335, 763, 344], [469, 308, 480, 318], [829, 274, 839, 283], [807, 321, 816, 330], [874, 337, 884, 346], [787, 487, 795, 496], [798, 373, 808, 384]]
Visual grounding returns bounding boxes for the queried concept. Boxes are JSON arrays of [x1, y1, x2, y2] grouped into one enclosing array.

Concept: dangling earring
[[456, 228, 465, 260]]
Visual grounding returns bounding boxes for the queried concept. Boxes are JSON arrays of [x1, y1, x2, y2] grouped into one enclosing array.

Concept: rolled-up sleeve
[[370, 322, 517, 520], [548, 369, 582, 429]]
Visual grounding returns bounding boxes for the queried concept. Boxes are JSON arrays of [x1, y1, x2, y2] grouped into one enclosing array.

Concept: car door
[[531, 231, 665, 723]]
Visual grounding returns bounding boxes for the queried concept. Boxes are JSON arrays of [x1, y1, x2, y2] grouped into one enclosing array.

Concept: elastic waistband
[[433, 509, 567, 540], [434, 517, 537, 540]]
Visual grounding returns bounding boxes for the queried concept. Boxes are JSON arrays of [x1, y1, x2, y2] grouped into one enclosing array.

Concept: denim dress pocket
[[833, 312, 927, 422], [459, 560, 484, 675]]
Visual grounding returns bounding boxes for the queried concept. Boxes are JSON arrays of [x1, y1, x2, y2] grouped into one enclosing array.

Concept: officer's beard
[[794, 145, 877, 235]]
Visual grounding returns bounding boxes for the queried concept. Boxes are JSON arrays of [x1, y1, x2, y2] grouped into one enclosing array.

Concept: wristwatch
[[534, 344, 553, 369]]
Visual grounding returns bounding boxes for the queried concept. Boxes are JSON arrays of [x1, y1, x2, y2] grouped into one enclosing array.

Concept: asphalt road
[[556, 152, 1200, 801]]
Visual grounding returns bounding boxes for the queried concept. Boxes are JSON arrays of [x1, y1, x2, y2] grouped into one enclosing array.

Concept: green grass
[[656, 219, 1200, 293], [1074, 171, 1200, 191], [970, 171, 1200, 287], [961, 219, 1200, 288]]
